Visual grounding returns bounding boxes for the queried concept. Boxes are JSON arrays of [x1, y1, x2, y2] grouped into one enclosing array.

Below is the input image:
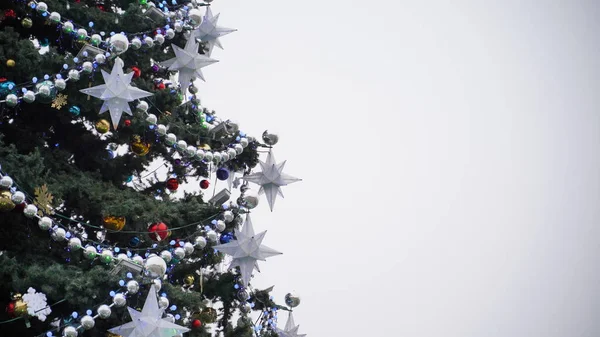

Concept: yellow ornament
[[8, 294, 28, 318], [130, 136, 150, 156], [103, 216, 126, 231], [198, 144, 211, 151], [200, 307, 217, 323], [21, 18, 33, 28], [183, 274, 195, 286], [0, 190, 15, 212], [6, 59, 15, 67], [95, 119, 111, 134]]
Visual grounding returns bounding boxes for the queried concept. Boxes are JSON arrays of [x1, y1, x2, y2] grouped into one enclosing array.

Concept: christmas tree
[[0, 1, 305, 336]]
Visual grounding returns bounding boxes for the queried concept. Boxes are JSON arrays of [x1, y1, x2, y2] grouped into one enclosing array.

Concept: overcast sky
[[195, 1, 600, 336]]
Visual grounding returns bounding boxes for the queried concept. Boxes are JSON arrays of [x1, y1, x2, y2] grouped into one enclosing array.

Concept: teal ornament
[[40, 38, 49, 47], [69, 105, 81, 116], [0, 81, 17, 98], [35, 80, 57, 103], [126, 175, 133, 183]]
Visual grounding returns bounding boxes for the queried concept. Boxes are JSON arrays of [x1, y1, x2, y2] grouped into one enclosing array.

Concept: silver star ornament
[[80, 57, 152, 130], [242, 151, 302, 211], [213, 214, 281, 287], [108, 288, 189, 337], [192, 7, 237, 56], [161, 36, 218, 92], [277, 312, 307, 337]]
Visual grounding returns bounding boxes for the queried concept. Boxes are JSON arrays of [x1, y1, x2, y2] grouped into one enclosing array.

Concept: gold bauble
[[103, 216, 126, 231], [95, 119, 110, 134], [6, 59, 15, 68], [130, 136, 150, 156], [183, 274, 195, 286], [10, 294, 28, 318], [21, 18, 33, 29], [200, 307, 217, 323], [0, 190, 15, 212], [198, 144, 211, 151]]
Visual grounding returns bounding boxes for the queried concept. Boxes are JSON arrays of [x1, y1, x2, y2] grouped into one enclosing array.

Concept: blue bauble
[[0, 81, 17, 98], [69, 105, 81, 116], [216, 168, 230, 181], [220, 233, 234, 244], [129, 236, 140, 247]]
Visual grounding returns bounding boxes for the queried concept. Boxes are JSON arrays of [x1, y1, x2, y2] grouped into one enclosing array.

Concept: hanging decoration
[[33, 184, 54, 216], [51, 94, 68, 110], [192, 7, 237, 56], [276, 312, 306, 337], [160, 36, 218, 92]]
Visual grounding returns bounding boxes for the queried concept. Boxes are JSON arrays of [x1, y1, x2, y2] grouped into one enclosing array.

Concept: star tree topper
[[242, 151, 302, 211], [213, 214, 281, 287], [160, 36, 218, 92], [80, 57, 152, 130], [277, 312, 307, 337], [192, 7, 237, 56], [109, 288, 189, 337]]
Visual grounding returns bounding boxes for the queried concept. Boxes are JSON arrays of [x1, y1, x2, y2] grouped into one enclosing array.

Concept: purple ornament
[[216, 168, 230, 180], [152, 64, 160, 72]]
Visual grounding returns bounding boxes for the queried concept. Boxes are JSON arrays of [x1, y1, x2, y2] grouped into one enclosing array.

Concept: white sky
[[192, 1, 600, 336]]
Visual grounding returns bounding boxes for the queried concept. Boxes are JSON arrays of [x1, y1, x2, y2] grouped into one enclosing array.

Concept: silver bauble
[[160, 250, 172, 263], [165, 133, 177, 145], [239, 303, 252, 314], [204, 151, 213, 162], [68, 69, 80, 81], [152, 279, 162, 292], [137, 101, 149, 113], [36, 2, 48, 13], [173, 247, 185, 259], [5, 94, 18, 107], [285, 292, 301, 307], [24, 204, 38, 218], [63, 326, 78, 337], [11, 191, 25, 204], [155, 34, 165, 45], [166, 28, 175, 39], [38, 217, 52, 230], [164, 313, 175, 323], [195, 236, 207, 248], [82, 62, 93, 73], [49, 12, 61, 23], [234, 144, 244, 155], [212, 152, 221, 163], [227, 148, 237, 159], [22, 90, 35, 103], [144, 36, 154, 48], [112, 293, 127, 307], [62, 21, 74, 34], [83, 246, 97, 259], [206, 230, 218, 242], [241, 192, 259, 209], [69, 237, 82, 250], [0, 176, 13, 188], [186, 145, 197, 157], [132, 255, 144, 265], [158, 296, 169, 309], [55, 78, 67, 91], [144, 255, 167, 277], [215, 220, 226, 232], [239, 137, 249, 148], [109, 34, 129, 54], [51, 228, 66, 241], [80, 315, 95, 329], [223, 211, 234, 223], [90, 34, 102, 46], [195, 149, 205, 160], [146, 113, 157, 124], [97, 304, 111, 319], [176, 140, 187, 151], [76, 28, 88, 40], [157, 124, 167, 135], [95, 54, 106, 65], [131, 37, 142, 50], [183, 242, 194, 255], [262, 130, 279, 146], [188, 8, 203, 25], [126, 280, 139, 293]]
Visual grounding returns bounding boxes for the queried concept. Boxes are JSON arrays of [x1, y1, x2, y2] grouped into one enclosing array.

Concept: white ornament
[[176, 140, 187, 151], [24, 204, 38, 218], [62, 21, 74, 33], [165, 133, 177, 145], [192, 7, 237, 56], [158, 296, 169, 309], [63, 326, 78, 337], [22, 287, 51, 322], [157, 124, 167, 135], [145, 255, 167, 278], [36, 2, 48, 12], [166, 29, 175, 39], [160, 37, 218, 91], [113, 293, 127, 307], [49, 12, 61, 23], [51, 228, 66, 241], [80, 315, 95, 330], [206, 230, 217, 242], [239, 137, 249, 147], [68, 69, 80, 81], [223, 211, 234, 223], [97, 304, 111, 319], [137, 101, 149, 112], [186, 145, 197, 157], [91, 34, 102, 46], [81, 61, 93, 73], [54, 78, 67, 91], [127, 280, 140, 293], [160, 250, 172, 263], [68, 237, 82, 250], [183, 242, 194, 255], [95, 54, 106, 64], [155, 34, 165, 45], [212, 152, 221, 163], [146, 113, 157, 124], [173, 247, 185, 259], [4, 94, 17, 107], [234, 144, 244, 154], [131, 37, 142, 50], [109, 34, 129, 54], [152, 279, 162, 292], [195, 236, 207, 248], [77, 28, 88, 40], [23, 90, 36, 103], [215, 220, 226, 232], [188, 8, 203, 25], [132, 255, 144, 265], [38, 217, 52, 230], [83, 246, 97, 259], [195, 149, 205, 160], [204, 151, 213, 162], [11, 191, 25, 204], [144, 36, 154, 48], [0, 176, 13, 188]]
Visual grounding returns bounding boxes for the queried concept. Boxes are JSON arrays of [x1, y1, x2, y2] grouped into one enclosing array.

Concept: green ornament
[[139, 0, 148, 4]]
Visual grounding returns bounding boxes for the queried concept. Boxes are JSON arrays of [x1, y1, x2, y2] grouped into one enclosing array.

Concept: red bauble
[[124, 119, 132, 127], [148, 222, 169, 241], [155, 82, 166, 90], [192, 319, 202, 328], [166, 178, 179, 191], [6, 302, 15, 317], [131, 66, 141, 79], [200, 179, 210, 189]]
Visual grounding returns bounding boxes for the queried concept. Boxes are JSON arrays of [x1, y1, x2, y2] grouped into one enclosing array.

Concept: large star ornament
[[109, 288, 189, 337], [242, 151, 301, 211], [80, 57, 152, 129], [277, 312, 307, 337], [161, 36, 218, 92], [213, 214, 281, 287], [192, 7, 236, 56]]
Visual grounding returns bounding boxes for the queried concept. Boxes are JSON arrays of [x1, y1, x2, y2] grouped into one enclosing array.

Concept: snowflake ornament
[[22, 288, 51, 322]]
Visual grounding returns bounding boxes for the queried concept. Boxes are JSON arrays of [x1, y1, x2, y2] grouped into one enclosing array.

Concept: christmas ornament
[[6, 294, 27, 318], [11, 191, 25, 204], [276, 312, 306, 337], [216, 168, 229, 180], [124, 119, 132, 127], [194, 236, 207, 248], [80, 57, 152, 130], [23, 204, 38, 218], [192, 319, 201, 328], [144, 255, 167, 278], [0, 190, 15, 212], [108, 288, 190, 337], [96, 119, 111, 134], [199, 307, 217, 323], [0, 81, 16, 97], [160, 36, 218, 91], [36, 80, 57, 103], [262, 130, 279, 146], [51, 94, 68, 109], [126, 280, 139, 293], [69, 105, 81, 116], [109, 34, 129, 55], [131, 66, 141, 78], [129, 236, 140, 247], [103, 216, 126, 231], [97, 304, 112, 319], [148, 222, 169, 241], [183, 274, 195, 286], [213, 214, 281, 287], [192, 7, 237, 56], [21, 17, 32, 28], [130, 136, 151, 156], [242, 151, 301, 211], [33, 184, 54, 216], [166, 178, 179, 191], [285, 293, 301, 307], [6, 59, 15, 67], [240, 191, 259, 209]]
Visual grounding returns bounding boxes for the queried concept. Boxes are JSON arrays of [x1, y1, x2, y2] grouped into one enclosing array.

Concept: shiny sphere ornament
[[132, 255, 144, 265], [186, 145, 197, 157], [138, 101, 150, 113], [166, 178, 179, 191], [100, 250, 113, 264], [221, 152, 230, 162], [129, 236, 140, 247], [173, 247, 185, 259], [285, 292, 301, 307], [240, 137, 249, 147], [194, 236, 207, 248], [109, 34, 129, 54], [36, 80, 57, 103], [239, 303, 252, 314], [0, 175, 13, 188], [160, 250, 172, 263], [144, 255, 167, 277], [216, 168, 230, 180], [206, 230, 218, 242], [158, 296, 169, 309], [117, 253, 128, 261], [126, 280, 139, 293], [223, 211, 234, 223], [103, 216, 126, 231], [82, 61, 93, 73], [0, 191, 15, 212], [192, 319, 202, 328], [212, 152, 222, 163], [21, 17, 33, 28], [5, 94, 18, 107], [215, 220, 226, 232], [6, 59, 15, 68], [131, 37, 142, 50], [113, 293, 127, 307], [68, 69, 80, 81], [54, 78, 67, 91], [148, 222, 169, 241], [68, 237, 82, 251], [237, 289, 249, 301], [95, 119, 110, 134], [130, 137, 151, 156], [165, 133, 177, 146], [51, 228, 66, 241], [183, 274, 195, 286], [227, 148, 237, 159], [62, 21, 74, 33], [152, 279, 162, 292], [262, 130, 279, 146], [234, 143, 244, 155], [176, 140, 187, 151], [155, 33, 165, 45], [241, 192, 259, 209], [174, 21, 183, 32], [11, 191, 25, 204], [36, 2, 48, 12], [63, 326, 78, 337], [195, 149, 205, 161], [166, 28, 175, 39], [157, 124, 167, 135], [144, 36, 154, 48], [204, 152, 213, 163], [80, 315, 95, 329], [90, 34, 102, 45], [188, 8, 203, 25], [95, 53, 106, 64], [76, 28, 88, 40], [83, 246, 97, 260], [97, 304, 111, 319], [22, 90, 35, 103], [24, 204, 38, 218], [183, 241, 195, 255]]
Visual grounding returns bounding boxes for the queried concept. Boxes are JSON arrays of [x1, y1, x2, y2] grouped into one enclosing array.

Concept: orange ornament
[[103, 216, 126, 231]]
